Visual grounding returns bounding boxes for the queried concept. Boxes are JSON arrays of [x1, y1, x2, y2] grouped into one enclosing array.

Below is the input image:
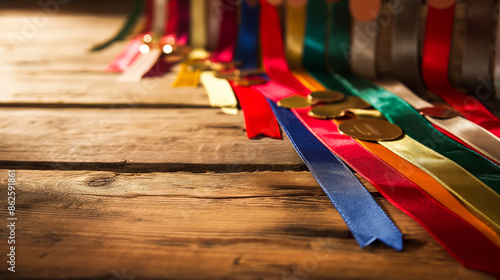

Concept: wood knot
[[88, 176, 116, 187]]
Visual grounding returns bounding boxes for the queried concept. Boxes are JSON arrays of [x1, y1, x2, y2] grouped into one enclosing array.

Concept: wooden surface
[[0, 2, 496, 280]]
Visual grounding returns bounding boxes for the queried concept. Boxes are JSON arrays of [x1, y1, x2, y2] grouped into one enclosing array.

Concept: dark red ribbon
[[230, 81, 282, 139], [422, 5, 500, 137], [211, 0, 238, 63], [144, 0, 153, 33]]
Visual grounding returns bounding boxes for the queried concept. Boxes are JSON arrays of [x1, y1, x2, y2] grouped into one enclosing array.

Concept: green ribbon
[[90, 0, 145, 52], [303, 0, 500, 192]]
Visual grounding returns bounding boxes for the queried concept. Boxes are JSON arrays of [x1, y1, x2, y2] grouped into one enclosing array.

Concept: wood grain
[[0, 108, 304, 172], [0, 170, 493, 280], [0, 2, 496, 279]]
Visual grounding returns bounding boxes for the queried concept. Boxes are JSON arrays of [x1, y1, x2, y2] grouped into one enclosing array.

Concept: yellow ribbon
[[285, 3, 306, 70], [172, 63, 201, 87], [378, 135, 500, 231], [190, 0, 207, 49]]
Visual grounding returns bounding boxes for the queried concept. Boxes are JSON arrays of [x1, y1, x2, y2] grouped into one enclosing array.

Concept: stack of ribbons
[[92, 0, 500, 277]]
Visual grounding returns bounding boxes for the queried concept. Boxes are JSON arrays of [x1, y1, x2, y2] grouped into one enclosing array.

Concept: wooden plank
[[0, 108, 304, 172], [0, 69, 211, 107], [0, 170, 492, 280]]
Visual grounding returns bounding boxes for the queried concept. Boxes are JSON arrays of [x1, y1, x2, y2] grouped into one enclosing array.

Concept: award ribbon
[[422, 3, 500, 137], [256, 0, 403, 250], [117, 0, 168, 82], [302, 0, 500, 259], [324, 0, 500, 194], [91, 0, 145, 52], [374, 79, 500, 164], [230, 0, 282, 139], [462, 0, 494, 98], [391, 0, 425, 96], [349, 0, 381, 79]]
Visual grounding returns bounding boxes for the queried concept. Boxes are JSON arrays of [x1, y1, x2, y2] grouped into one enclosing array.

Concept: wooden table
[[0, 1, 495, 279]]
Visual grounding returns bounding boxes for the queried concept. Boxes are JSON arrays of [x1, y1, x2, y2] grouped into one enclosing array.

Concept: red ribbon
[[176, 0, 190, 45], [254, 1, 500, 277], [230, 81, 282, 139], [422, 5, 500, 137]]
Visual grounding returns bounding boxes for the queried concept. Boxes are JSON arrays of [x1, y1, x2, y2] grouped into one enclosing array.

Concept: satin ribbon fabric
[[321, 0, 500, 193], [299, 2, 500, 275], [234, 0, 260, 70], [106, 0, 167, 74], [231, 83, 282, 139], [268, 99, 403, 250], [91, 0, 145, 52], [422, 4, 500, 138], [190, 0, 207, 49], [143, 0, 189, 78], [391, 0, 425, 96], [285, 1, 306, 70], [105, 35, 144, 72], [230, 0, 281, 139], [211, 0, 238, 63], [495, 4, 500, 100], [351, 19, 378, 79], [257, 0, 403, 250], [200, 0, 239, 114], [374, 79, 500, 164], [462, 0, 494, 98], [200, 72, 238, 115], [175, 0, 189, 45], [207, 0, 221, 51]]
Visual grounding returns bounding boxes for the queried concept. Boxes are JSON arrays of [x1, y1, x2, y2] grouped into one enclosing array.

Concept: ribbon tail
[[90, 0, 145, 52], [268, 100, 403, 251]]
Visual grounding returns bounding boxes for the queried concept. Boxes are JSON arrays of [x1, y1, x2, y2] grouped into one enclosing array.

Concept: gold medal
[[338, 119, 403, 141], [277, 95, 310, 109], [307, 90, 345, 104], [419, 106, 461, 119], [307, 96, 371, 119], [308, 104, 347, 119]]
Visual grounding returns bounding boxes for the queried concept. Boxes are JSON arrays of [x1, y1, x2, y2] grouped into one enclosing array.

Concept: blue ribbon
[[234, 0, 260, 69], [267, 99, 403, 250]]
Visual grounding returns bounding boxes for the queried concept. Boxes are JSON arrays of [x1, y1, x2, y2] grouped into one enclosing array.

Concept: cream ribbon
[[200, 71, 238, 115]]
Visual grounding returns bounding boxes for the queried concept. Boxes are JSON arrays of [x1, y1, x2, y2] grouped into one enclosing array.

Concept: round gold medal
[[277, 95, 310, 109], [307, 90, 345, 104], [338, 119, 403, 141], [419, 106, 460, 119]]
